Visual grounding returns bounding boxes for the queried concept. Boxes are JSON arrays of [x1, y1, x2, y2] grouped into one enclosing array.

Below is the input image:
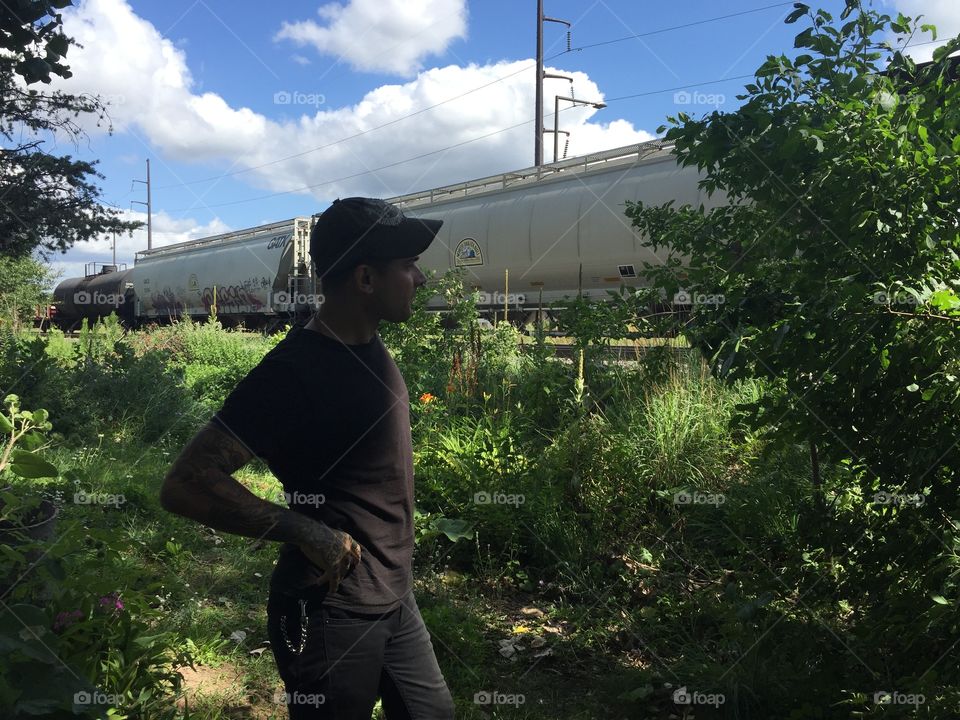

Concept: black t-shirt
[[211, 321, 414, 612]]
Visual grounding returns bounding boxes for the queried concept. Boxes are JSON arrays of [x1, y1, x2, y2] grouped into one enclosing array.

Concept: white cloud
[[53, 0, 653, 207], [218, 61, 653, 199], [276, 0, 468, 76], [56, 0, 267, 160]]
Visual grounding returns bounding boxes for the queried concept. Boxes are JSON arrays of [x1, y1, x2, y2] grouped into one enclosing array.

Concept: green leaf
[[786, 5, 809, 24], [906, 383, 920, 392], [929, 289, 960, 312], [19, 431, 44, 452], [0, 413, 11, 434], [930, 593, 949, 605], [921, 23, 937, 41], [794, 27, 815, 49], [432, 518, 475, 542], [9, 450, 59, 478]]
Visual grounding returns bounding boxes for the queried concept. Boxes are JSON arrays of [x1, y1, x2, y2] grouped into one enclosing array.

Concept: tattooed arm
[[160, 421, 361, 591]]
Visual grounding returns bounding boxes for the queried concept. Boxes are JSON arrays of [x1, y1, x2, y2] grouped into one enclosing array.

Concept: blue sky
[[38, 0, 956, 282]]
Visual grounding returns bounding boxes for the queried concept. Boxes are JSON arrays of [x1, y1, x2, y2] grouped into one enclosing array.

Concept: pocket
[[309, 612, 387, 691], [323, 606, 372, 623]]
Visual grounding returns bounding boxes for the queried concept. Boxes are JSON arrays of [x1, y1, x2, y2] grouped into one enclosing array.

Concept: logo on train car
[[267, 234, 290, 250], [455, 237, 483, 267], [188, 273, 199, 292]]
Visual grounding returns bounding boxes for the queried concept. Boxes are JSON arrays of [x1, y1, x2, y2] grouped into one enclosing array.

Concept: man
[[160, 197, 455, 720]]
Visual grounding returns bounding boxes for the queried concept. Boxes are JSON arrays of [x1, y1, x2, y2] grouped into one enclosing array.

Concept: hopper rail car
[[51, 140, 712, 332]]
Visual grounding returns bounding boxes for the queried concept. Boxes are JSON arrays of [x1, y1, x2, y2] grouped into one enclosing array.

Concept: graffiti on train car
[[151, 288, 185, 315], [201, 284, 266, 313]]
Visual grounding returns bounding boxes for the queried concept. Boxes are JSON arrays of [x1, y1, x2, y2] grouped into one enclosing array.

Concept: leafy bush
[[626, 2, 960, 513], [0, 318, 201, 446], [0, 397, 190, 718]]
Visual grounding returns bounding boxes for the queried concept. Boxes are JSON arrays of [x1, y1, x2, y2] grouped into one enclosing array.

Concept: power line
[[157, 1, 799, 191], [169, 116, 535, 211], [163, 38, 956, 210], [169, 32, 958, 214], [156, 62, 535, 190], [168, 73, 760, 212], [606, 74, 754, 103], [570, 2, 796, 52]]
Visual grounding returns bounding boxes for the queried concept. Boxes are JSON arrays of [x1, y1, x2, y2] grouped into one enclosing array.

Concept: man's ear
[[353, 263, 376, 295]]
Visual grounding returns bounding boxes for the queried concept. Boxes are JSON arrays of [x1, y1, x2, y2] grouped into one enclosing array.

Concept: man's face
[[368, 256, 427, 322]]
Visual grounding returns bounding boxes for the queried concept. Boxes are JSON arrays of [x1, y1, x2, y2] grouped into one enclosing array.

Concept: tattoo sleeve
[[160, 421, 326, 547]]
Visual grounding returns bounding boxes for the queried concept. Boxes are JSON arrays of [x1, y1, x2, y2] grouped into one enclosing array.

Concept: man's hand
[[298, 526, 362, 593], [161, 422, 347, 569]]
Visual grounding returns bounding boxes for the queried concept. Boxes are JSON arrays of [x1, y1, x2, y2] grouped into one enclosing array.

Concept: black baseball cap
[[310, 197, 443, 277]]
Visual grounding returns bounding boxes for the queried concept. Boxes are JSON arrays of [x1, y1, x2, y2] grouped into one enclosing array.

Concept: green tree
[[0, 0, 140, 257], [0, 255, 58, 331], [626, 2, 960, 506]]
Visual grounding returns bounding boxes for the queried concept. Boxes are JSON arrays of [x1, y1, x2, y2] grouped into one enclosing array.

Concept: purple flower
[[98, 593, 124, 612]]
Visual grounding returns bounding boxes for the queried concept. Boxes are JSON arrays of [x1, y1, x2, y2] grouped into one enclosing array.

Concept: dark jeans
[[266, 589, 455, 719]]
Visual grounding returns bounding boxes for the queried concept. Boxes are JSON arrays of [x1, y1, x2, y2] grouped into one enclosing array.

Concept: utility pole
[[132, 159, 153, 250], [535, 2, 570, 166], [553, 95, 605, 163]]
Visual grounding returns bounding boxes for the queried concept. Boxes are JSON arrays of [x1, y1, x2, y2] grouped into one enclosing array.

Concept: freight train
[[51, 139, 717, 331]]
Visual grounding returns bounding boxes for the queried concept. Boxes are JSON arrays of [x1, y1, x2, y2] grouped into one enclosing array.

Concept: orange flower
[[419, 392, 436, 404]]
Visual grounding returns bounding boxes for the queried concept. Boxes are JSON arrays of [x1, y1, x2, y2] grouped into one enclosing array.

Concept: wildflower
[[419, 392, 436, 404], [98, 593, 124, 612]]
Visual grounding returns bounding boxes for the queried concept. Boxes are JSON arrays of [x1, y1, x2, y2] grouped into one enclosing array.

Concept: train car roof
[[135, 217, 311, 260], [388, 138, 675, 211]]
